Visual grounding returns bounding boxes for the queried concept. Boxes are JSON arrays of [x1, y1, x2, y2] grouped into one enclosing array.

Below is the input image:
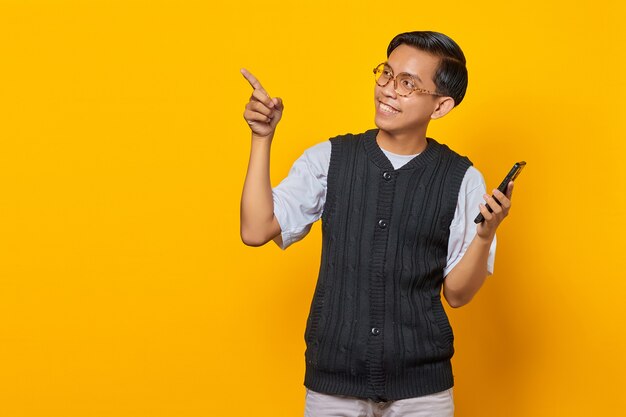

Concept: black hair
[[387, 31, 468, 106]]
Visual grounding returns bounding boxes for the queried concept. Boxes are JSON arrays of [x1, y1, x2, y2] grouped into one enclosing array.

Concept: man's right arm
[[239, 68, 284, 247], [240, 134, 282, 246]]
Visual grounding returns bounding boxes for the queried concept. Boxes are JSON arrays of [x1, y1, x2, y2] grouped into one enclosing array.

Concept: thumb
[[273, 97, 284, 111], [507, 181, 514, 199]]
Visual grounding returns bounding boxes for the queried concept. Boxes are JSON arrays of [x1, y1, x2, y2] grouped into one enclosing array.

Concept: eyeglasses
[[373, 63, 442, 97]]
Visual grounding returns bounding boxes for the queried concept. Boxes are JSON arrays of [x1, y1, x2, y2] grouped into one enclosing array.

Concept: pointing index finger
[[240, 68, 270, 97]]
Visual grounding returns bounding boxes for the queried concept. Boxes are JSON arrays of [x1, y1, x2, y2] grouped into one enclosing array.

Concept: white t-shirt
[[271, 139, 496, 277]]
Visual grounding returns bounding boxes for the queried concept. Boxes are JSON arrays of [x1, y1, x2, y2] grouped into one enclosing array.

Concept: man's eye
[[401, 78, 415, 90], [383, 69, 393, 77]]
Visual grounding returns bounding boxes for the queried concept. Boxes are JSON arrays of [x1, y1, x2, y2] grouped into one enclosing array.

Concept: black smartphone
[[474, 161, 526, 224]]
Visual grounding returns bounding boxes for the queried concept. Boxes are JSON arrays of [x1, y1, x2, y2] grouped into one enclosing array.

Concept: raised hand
[[241, 68, 284, 138]]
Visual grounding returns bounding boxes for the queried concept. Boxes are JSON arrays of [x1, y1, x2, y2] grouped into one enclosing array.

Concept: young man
[[240, 31, 514, 417]]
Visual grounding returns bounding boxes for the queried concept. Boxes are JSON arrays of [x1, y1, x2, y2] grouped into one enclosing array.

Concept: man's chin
[[374, 118, 401, 134]]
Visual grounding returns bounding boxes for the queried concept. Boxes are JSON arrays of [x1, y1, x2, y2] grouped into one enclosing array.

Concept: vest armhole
[[321, 136, 344, 229], [440, 154, 473, 231]]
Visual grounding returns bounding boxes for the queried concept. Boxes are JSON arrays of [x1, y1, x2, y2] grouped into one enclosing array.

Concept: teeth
[[380, 102, 399, 113]]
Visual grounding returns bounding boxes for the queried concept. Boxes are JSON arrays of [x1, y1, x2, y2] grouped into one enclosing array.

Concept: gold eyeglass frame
[[373, 63, 443, 97]]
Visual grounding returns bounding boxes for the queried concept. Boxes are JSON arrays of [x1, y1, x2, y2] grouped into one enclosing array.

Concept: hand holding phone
[[474, 161, 526, 224]]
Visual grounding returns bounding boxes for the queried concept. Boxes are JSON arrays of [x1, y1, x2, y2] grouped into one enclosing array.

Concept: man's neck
[[376, 128, 428, 155]]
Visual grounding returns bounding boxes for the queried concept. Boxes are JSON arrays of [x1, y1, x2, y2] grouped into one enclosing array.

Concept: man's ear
[[430, 96, 456, 119]]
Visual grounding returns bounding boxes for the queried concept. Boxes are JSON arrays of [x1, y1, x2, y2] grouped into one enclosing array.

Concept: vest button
[[378, 219, 388, 228], [382, 171, 392, 180], [371, 327, 381, 336]]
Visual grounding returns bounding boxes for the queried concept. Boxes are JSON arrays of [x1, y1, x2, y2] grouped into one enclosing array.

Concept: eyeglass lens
[[374, 64, 418, 96]]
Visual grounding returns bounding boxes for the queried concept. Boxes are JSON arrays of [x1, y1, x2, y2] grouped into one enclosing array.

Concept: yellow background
[[1, 0, 624, 416]]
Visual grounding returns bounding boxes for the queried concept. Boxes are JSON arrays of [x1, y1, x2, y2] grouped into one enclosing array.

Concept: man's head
[[387, 31, 468, 107], [374, 31, 468, 137]]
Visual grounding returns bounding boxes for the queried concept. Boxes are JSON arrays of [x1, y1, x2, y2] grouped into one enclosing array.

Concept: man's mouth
[[378, 101, 400, 114]]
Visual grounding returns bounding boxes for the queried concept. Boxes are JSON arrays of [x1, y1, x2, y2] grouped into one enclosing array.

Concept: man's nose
[[380, 78, 397, 99]]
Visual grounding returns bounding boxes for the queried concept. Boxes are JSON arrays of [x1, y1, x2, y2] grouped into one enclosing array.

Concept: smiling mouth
[[378, 101, 400, 114]]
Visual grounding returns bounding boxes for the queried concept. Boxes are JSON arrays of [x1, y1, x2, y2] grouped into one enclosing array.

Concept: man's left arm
[[443, 182, 514, 308]]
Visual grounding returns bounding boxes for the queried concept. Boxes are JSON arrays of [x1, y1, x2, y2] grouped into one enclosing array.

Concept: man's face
[[374, 44, 443, 136]]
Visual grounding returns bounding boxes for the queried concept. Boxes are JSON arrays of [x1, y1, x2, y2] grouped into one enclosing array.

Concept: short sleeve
[[444, 166, 497, 277], [272, 140, 331, 250]]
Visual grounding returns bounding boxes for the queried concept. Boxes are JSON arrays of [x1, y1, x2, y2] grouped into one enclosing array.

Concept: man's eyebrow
[[385, 61, 423, 83]]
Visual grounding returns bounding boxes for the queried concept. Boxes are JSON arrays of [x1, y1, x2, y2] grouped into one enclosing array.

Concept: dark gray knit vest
[[303, 128, 472, 402]]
